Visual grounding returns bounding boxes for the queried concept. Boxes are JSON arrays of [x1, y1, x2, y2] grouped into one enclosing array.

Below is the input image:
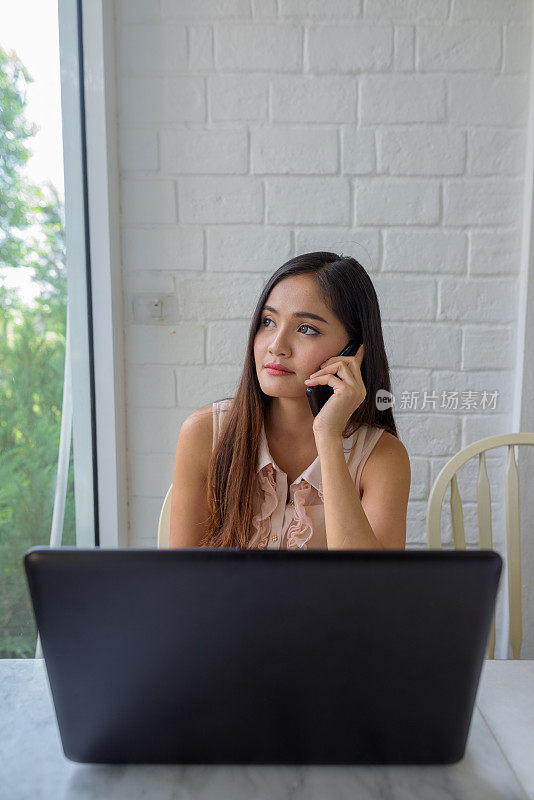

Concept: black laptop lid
[[24, 547, 502, 766]]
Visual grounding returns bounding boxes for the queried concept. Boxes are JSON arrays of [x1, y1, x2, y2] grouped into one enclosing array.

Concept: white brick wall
[[115, 0, 531, 620]]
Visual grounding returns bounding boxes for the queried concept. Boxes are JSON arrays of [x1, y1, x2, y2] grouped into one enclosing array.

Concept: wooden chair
[[157, 484, 172, 549], [426, 433, 534, 659]]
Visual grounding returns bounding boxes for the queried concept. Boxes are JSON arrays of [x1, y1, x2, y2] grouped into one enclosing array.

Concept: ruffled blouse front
[[249, 463, 278, 549], [248, 467, 325, 550]]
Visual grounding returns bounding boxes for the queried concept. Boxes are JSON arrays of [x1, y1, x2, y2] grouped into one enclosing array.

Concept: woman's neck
[[265, 397, 316, 446]]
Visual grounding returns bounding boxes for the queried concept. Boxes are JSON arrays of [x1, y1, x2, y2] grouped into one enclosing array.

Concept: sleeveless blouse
[[211, 398, 385, 550]]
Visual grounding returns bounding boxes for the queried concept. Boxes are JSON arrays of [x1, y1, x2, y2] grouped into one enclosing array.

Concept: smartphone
[[306, 338, 362, 417]]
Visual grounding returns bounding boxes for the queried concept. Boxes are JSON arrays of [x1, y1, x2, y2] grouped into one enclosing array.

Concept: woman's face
[[254, 274, 350, 398]]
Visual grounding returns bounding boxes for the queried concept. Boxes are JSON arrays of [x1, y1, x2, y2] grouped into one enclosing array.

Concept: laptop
[[24, 546, 502, 766]]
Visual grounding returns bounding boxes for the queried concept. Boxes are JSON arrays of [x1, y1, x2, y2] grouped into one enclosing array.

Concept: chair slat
[[477, 452, 495, 658], [450, 473, 465, 550], [505, 445, 522, 659]]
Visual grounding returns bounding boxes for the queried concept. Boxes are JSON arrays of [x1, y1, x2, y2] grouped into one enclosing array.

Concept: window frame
[[58, 0, 127, 547]]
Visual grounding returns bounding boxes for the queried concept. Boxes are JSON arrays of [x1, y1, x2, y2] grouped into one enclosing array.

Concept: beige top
[[212, 398, 385, 550]]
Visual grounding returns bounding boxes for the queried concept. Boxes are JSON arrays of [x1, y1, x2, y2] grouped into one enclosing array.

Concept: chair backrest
[[426, 432, 534, 660], [158, 484, 173, 549]]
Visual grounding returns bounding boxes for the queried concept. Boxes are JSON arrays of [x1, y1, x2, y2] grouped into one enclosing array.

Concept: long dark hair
[[199, 252, 398, 548]]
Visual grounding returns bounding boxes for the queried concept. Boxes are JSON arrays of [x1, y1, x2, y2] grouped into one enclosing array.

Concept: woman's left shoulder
[[373, 430, 410, 460], [363, 429, 411, 483]]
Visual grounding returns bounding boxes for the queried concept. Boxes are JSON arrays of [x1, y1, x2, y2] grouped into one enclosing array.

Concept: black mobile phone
[[306, 338, 361, 417]]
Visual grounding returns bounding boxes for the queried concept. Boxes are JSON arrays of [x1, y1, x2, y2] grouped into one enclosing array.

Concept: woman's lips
[[265, 366, 294, 376]]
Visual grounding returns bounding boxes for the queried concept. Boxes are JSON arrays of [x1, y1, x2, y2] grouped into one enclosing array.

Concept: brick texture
[[116, 0, 531, 569]]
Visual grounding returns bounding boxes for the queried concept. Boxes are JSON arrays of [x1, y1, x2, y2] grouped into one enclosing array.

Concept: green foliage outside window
[[0, 45, 75, 658]]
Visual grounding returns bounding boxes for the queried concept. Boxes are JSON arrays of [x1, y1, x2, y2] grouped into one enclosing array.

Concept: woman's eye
[[261, 317, 318, 335]]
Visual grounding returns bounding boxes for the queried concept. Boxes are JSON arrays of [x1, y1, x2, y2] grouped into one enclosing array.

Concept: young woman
[[169, 252, 411, 550]]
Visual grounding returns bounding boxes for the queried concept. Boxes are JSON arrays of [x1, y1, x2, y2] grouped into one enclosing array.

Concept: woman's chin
[[260, 384, 306, 400]]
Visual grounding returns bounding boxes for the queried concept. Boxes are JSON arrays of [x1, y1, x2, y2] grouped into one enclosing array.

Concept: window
[[0, 0, 100, 658]]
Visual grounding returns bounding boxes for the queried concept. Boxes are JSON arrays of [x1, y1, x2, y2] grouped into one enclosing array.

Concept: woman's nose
[[268, 334, 289, 353], [269, 339, 289, 355]]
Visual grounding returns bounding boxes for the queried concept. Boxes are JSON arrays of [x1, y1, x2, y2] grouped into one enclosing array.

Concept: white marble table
[[1, 659, 533, 800]]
